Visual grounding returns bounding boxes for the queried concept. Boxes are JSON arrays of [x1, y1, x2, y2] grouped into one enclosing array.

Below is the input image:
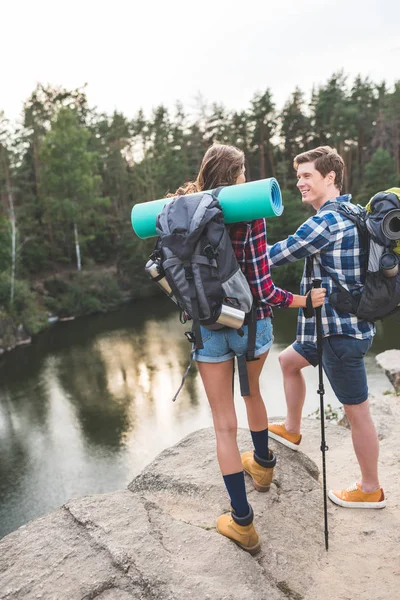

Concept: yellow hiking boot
[[241, 450, 276, 492], [328, 482, 386, 509], [216, 505, 260, 555], [268, 422, 302, 451]]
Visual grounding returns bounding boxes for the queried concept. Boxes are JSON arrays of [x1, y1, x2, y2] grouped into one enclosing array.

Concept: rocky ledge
[[0, 428, 324, 600]]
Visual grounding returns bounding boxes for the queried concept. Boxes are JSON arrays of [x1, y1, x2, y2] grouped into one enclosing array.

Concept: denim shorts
[[194, 317, 273, 363], [292, 335, 373, 405]]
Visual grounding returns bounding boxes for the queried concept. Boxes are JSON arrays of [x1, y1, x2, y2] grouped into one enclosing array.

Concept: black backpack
[[145, 189, 257, 399], [319, 189, 400, 322]]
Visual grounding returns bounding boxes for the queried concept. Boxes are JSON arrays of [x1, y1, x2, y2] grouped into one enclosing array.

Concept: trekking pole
[[313, 278, 329, 551]]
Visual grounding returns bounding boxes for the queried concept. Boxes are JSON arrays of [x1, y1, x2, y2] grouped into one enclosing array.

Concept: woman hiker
[[171, 143, 326, 554]]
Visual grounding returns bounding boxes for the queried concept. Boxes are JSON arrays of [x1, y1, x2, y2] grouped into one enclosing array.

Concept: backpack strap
[[184, 262, 204, 350], [235, 306, 259, 397], [245, 305, 258, 362], [236, 355, 250, 397], [172, 343, 196, 402], [319, 200, 369, 281]]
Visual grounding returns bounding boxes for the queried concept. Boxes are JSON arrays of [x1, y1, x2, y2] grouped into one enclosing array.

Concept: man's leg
[[278, 344, 311, 434], [322, 335, 385, 508], [343, 400, 380, 492], [268, 343, 316, 450]]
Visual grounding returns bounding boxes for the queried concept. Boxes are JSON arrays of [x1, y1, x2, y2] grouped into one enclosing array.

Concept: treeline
[[0, 72, 399, 332]]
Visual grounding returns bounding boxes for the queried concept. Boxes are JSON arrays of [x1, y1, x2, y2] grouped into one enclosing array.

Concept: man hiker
[[267, 146, 386, 509]]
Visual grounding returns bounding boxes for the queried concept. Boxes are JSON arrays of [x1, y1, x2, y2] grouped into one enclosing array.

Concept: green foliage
[[0, 217, 11, 271], [40, 107, 109, 268], [44, 271, 124, 318], [269, 261, 304, 292], [356, 148, 399, 204], [18, 236, 50, 274], [0, 75, 398, 325], [280, 87, 311, 186], [0, 272, 47, 334], [116, 223, 156, 298], [309, 403, 344, 422]]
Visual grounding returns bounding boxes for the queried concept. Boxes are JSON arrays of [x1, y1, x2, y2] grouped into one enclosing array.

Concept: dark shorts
[[195, 318, 273, 363], [292, 335, 373, 405]]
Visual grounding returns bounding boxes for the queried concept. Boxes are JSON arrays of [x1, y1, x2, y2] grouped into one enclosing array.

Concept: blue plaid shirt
[[268, 195, 376, 343]]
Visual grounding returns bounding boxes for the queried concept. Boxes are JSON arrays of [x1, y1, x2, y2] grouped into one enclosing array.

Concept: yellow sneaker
[[268, 422, 302, 451], [216, 505, 260, 555], [241, 450, 276, 492], [328, 482, 386, 509]]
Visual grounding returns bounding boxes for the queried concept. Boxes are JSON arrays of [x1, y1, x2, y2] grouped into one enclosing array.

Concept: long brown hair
[[170, 143, 245, 196]]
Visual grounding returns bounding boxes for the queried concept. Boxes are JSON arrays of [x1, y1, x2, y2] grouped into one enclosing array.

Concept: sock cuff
[[254, 450, 276, 468], [232, 503, 254, 526]]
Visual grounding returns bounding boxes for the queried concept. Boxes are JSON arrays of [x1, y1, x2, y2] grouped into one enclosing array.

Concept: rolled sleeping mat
[[131, 177, 283, 239], [381, 209, 400, 241]]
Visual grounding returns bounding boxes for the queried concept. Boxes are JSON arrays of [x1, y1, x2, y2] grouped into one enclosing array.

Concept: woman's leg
[[243, 350, 269, 431], [241, 350, 276, 492], [196, 358, 241, 475], [197, 357, 261, 553], [197, 358, 250, 518]]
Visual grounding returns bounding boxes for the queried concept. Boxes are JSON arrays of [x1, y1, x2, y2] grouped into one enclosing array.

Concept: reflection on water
[[0, 297, 398, 538]]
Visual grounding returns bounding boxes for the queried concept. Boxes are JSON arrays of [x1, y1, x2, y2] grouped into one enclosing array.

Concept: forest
[[0, 72, 399, 336]]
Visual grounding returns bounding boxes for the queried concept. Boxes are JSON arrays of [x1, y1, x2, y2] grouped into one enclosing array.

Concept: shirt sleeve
[[268, 214, 332, 266], [245, 219, 294, 308]]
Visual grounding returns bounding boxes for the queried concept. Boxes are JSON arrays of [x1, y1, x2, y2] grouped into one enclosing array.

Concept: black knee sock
[[251, 428, 269, 460], [222, 472, 250, 518]]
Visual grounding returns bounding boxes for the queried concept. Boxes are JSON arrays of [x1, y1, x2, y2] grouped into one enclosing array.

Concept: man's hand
[[310, 287, 326, 308]]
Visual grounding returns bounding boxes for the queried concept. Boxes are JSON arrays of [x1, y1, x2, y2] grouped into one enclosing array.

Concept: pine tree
[[40, 108, 108, 270]]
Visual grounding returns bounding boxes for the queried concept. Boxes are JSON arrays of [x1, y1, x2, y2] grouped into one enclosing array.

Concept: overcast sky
[[1, 0, 399, 124]]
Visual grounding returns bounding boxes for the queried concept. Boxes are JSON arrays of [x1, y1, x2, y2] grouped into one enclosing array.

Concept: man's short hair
[[294, 146, 345, 191]]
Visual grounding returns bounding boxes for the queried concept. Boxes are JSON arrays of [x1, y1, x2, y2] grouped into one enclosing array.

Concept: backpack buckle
[[149, 250, 161, 261], [184, 266, 194, 281], [341, 204, 353, 215], [184, 331, 196, 344], [225, 296, 240, 308], [203, 244, 216, 260]]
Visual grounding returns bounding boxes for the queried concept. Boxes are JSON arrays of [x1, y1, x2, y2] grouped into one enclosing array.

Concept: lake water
[[0, 297, 398, 539]]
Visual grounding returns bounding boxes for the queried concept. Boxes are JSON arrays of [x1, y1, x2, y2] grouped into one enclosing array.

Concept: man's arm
[[268, 214, 332, 266]]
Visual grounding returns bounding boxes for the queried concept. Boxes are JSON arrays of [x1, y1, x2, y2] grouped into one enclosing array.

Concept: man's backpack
[[321, 188, 400, 322], [145, 190, 256, 399]]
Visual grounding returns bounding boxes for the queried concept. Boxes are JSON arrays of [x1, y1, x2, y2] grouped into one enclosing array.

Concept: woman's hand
[[310, 287, 326, 308], [288, 288, 327, 309]]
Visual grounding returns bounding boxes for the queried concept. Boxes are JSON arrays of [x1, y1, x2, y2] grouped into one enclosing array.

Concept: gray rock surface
[[0, 428, 325, 600], [376, 349, 400, 394]]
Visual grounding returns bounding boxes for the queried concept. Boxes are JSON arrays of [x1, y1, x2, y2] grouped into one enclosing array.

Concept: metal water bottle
[[379, 252, 399, 278], [216, 304, 245, 329], [145, 258, 177, 301]]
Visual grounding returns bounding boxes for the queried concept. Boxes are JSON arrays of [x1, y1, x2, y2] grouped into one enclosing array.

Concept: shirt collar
[[318, 194, 352, 212], [326, 193, 352, 204]]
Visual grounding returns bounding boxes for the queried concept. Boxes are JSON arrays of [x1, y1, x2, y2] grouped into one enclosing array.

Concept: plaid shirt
[[230, 218, 293, 319], [268, 195, 376, 343]]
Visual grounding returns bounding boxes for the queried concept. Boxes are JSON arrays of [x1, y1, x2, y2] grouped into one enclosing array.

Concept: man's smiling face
[[296, 161, 335, 208]]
